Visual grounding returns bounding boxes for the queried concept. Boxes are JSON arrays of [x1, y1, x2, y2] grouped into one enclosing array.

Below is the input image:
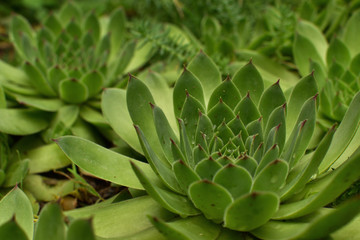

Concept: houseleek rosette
[[57, 52, 360, 239], [0, 1, 154, 143]]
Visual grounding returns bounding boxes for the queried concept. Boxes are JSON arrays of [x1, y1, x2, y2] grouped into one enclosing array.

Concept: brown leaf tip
[[149, 102, 155, 109]]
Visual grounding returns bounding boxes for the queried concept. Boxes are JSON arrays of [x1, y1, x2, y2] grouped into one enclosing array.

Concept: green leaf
[[350, 53, 360, 76], [80, 71, 103, 98], [258, 80, 286, 126], [102, 88, 142, 154], [235, 155, 258, 176], [84, 12, 100, 42], [131, 162, 200, 217], [14, 95, 63, 112], [127, 75, 165, 161], [208, 99, 235, 128], [58, 1, 82, 25], [252, 198, 360, 240], [188, 180, 233, 222], [173, 160, 201, 192], [134, 125, 183, 194], [281, 125, 336, 200], [0, 218, 28, 240], [252, 160, 288, 193], [0, 187, 33, 239], [44, 14, 62, 36], [264, 105, 286, 152], [327, 37, 351, 69], [274, 146, 360, 220], [213, 164, 252, 199], [48, 66, 67, 94], [23, 62, 56, 97], [187, 51, 221, 103], [296, 20, 328, 64], [232, 60, 264, 105], [108, 7, 126, 59], [66, 218, 95, 240], [319, 91, 360, 173], [343, 9, 360, 57], [3, 159, 29, 187], [195, 112, 214, 151], [195, 157, 222, 180], [9, 15, 34, 59], [34, 203, 65, 240], [150, 215, 221, 240], [59, 79, 88, 104], [56, 136, 156, 189], [66, 196, 174, 239], [224, 192, 279, 231], [173, 67, 205, 118], [208, 76, 241, 110], [0, 109, 51, 135], [293, 33, 324, 76], [286, 73, 318, 138], [256, 145, 279, 174]]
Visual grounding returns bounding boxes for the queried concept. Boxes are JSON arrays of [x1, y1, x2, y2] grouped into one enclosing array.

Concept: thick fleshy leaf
[[23, 175, 74, 201], [286, 73, 318, 138], [66, 196, 174, 239], [80, 71, 103, 97], [48, 66, 67, 93], [153, 104, 179, 163], [252, 160, 288, 193], [173, 160, 201, 191], [208, 99, 235, 128], [108, 7, 126, 58], [58, 1, 81, 24], [134, 125, 183, 194], [14, 95, 63, 112], [34, 203, 65, 240], [195, 157, 222, 180], [327, 37, 351, 68], [224, 192, 279, 231], [181, 94, 205, 145], [264, 105, 286, 152], [102, 88, 142, 154], [258, 80, 286, 126], [66, 219, 95, 240], [213, 164, 252, 199], [228, 115, 248, 141], [187, 51, 221, 102], [236, 155, 258, 176], [293, 33, 324, 76], [208, 76, 241, 110], [319, 91, 360, 172], [252, 198, 360, 240], [281, 125, 336, 200], [256, 145, 279, 174], [131, 162, 200, 217], [59, 79, 88, 104], [84, 12, 100, 42], [350, 53, 360, 76], [127, 75, 165, 160], [232, 60, 264, 105], [56, 136, 156, 189], [0, 218, 28, 240], [195, 112, 214, 151], [150, 215, 221, 240], [23, 62, 56, 97], [188, 180, 233, 222], [0, 187, 33, 239], [173, 67, 205, 118], [0, 109, 51, 135], [343, 9, 360, 57], [296, 20, 327, 64], [274, 146, 360, 219]]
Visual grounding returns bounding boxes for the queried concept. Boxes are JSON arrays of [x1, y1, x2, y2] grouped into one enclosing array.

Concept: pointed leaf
[[327, 37, 351, 68], [234, 93, 260, 126], [67, 219, 95, 240], [23, 62, 56, 97], [80, 71, 103, 97], [0, 187, 33, 239], [208, 76, 241, 110], [253, 159, 288, 193], [56, 136, 156, 189], [224, 192, 279, 231], [0, 218, 28, 240], [187, 51, 221, 102], [195, 157, 222, 180], [343, 10, 360, 57], [232, 60, 264, 104], [213, 164, 252, 199], [173, 160, 201, 192], [188, 180, 233, 222], [131, 162, 200, 217], [34, 203, 65, 240], [208, 100, 235, 128], [173, 67, 205, 118], [59, 79, 88, 104]]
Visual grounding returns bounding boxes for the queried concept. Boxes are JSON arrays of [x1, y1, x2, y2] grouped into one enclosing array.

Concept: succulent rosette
[[0, 1, 154, 143], [57, 52, 360, 239]]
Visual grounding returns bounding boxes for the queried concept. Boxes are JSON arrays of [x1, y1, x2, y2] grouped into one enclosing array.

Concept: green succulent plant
[[56, 52, 360, 239], [293, 11, 360, 124], [0, 1, 153, 143], [0, 186, 96, 240]]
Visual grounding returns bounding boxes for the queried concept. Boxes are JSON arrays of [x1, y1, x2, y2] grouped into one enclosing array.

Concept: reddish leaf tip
[[149, 102, 155, 109]]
